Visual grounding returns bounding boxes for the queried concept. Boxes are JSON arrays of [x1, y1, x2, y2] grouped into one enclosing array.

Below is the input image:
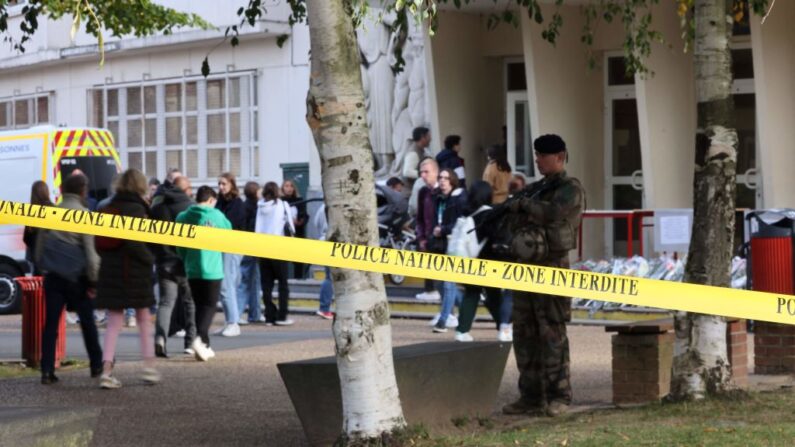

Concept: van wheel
[[0, 263, 22, 314]]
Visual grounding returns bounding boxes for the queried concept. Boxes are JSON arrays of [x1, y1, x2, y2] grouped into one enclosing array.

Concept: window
[[88, 73, 258, 181], [0, 93, 53, 130]]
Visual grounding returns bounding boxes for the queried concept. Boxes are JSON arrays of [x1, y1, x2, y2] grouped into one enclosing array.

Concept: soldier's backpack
[[482, 177, 565, 263], [447, 206, 491, 259]]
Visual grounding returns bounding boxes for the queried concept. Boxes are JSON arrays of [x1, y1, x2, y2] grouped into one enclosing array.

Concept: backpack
[[447, 206, 491, 258]]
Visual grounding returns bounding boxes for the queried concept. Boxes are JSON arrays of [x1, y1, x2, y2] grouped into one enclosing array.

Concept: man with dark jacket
[[414, 158, 441, 301], [436, 135, 466, 188], [151, 176, 195, 357]]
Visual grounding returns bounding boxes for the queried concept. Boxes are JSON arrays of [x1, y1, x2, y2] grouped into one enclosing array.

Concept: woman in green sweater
[[176, 186, 232, 361]]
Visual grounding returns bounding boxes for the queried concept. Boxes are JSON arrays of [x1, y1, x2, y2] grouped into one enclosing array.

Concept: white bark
[[672, 0, 735, 400], [306, 0, 406, 442]]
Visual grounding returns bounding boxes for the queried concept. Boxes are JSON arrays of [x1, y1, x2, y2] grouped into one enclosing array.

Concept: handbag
[[282, 201, 296, 237], [38, 232, 87, 282]]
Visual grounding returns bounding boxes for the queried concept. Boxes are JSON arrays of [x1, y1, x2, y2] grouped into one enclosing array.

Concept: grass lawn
[[0, 359, 88, 379], [416, 390, 795, 446]]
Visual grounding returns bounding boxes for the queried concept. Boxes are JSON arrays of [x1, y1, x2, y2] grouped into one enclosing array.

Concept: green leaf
[[276, 34, 289, 48]]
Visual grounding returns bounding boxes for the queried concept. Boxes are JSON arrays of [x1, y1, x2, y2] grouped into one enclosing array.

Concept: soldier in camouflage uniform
[[501, 134, 585, 417]]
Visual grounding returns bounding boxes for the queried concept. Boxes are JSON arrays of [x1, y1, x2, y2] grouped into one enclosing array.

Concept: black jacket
[[95, 192, 155, 310], [436, 149, 464, 172], [432, 188, 469, 237], [216, 195, 246, 231], [150, 184, 193, 273], [243, 197, 258, 232]]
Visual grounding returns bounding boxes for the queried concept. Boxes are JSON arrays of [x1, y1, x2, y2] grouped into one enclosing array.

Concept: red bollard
[[17, 276, 66, 368]]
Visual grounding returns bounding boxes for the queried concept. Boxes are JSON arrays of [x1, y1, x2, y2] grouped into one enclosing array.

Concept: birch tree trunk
[[671, 0, 736, 400], [305, 0, 406, 442]]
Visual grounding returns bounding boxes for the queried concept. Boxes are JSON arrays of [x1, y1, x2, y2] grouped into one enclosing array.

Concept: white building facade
[[2, 0, 793, 260], [0, 1, 319, 194]]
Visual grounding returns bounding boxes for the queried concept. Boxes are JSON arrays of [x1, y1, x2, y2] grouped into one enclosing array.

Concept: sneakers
[[183, 347, 195, 355], [237, 319, 250, 326], [454, 331, 474, 342], [416, 290, 441, 301], [274, 319, 294, 326], [155, 336, 168, 358], [498, 323, 513, 342], [173, 329, 187, 338], [125, 315, 137, 328], [100, 374, 122, 389], [316, 310, 333, 320], [429, 314, 459, 328], [141, 368, 161, 385], [65, 313, 78, 325], [218, 323, 241, 337], [191, 338, 211, 362], [206, 347, 216, 359], [432, 322, 448, 333]]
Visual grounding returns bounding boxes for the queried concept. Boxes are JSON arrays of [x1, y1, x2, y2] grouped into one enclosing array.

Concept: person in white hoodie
[[255, 181, 296, 325]]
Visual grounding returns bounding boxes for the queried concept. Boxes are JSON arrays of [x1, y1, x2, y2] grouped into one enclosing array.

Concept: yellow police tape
[[1, 200, 793, 325]]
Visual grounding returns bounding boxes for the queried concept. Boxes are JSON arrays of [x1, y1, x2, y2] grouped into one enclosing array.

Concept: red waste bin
[[17, 276, 66, 368]]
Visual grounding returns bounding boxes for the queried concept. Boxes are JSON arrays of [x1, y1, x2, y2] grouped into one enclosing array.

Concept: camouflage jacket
[[509, 171, 585, 267]]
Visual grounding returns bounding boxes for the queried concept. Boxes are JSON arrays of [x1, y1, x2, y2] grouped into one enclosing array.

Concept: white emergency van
[[0, 126, 122, 313]]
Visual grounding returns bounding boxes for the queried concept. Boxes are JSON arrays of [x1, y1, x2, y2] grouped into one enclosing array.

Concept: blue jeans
[[500, 289, 513, 326], [237, 256, 262, 321], [438, 281, 463, 326], [319, 267, 334, 312], [219, 253, 242, 324]]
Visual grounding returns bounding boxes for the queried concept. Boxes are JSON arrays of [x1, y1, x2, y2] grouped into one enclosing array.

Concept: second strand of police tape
[[1, 200, 793, 325]]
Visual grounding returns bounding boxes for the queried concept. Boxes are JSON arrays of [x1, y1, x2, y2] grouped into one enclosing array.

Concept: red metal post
[[18, 276, 66, 368]]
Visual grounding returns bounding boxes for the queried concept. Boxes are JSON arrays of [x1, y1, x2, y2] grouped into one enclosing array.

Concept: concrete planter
[[278, 341, 511, 446]]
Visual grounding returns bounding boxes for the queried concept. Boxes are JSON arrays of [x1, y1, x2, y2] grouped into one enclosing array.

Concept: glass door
[[506, 91, 534, 179], [605, 90, 644, 257]]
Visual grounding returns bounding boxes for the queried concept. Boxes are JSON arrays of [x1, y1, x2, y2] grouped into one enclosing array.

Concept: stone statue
[[357, 10, 431, 180], [388, 20, 430, 179], [357, 11, 396, 177]]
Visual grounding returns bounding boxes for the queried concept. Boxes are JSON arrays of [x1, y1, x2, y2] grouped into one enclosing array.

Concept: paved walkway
[[0, 314, 613, 446]]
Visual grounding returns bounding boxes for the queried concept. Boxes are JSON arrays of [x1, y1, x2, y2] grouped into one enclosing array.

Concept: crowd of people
[[26, 126, 586, 419], [26, 168, 315, 388], [397, 127, 521, 342]]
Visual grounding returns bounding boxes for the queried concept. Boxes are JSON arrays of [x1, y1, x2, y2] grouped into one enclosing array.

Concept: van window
[[60, 156, 118, 206]]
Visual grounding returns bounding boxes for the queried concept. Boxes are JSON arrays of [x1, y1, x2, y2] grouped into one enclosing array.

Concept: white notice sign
[[659, 215, 691, 246]]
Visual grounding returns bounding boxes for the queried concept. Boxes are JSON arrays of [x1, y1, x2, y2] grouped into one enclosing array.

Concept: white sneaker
[[125, 315, 137, 328], [415, 291, 441, 301], [184, 347, 195, 355], [206, 347, 216, 359], [428, 314, 441, 326], [455, 332, 474, 342], [445, 314, 459, 328], [274, 319, 294, 326], [174, 330, 186, 338], [141, 368, 161, 385], [100, 374, 122, 389], [221, 323, 241, 337], [237, 319, 249, 326], [191, 338, 211, 362], [498, 323, 513, 342], [66, 313, 78, 325]]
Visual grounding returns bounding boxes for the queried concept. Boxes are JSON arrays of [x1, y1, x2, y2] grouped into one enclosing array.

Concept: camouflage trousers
[[512, 291, 572, 406]]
